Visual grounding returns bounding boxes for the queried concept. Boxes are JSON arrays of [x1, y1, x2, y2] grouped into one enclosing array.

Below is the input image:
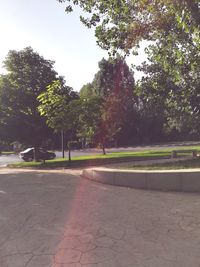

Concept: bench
[[171, 149, 198, 158]]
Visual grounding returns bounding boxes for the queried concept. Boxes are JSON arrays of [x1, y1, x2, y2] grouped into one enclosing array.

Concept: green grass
[[7, 145, 200, 169], [8, 149, 171, 168], [0, 151, 14, 155], [126, 158, 200, 170]]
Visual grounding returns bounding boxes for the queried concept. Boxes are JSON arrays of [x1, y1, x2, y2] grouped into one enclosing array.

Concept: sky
[[0, 0, 147, 91]]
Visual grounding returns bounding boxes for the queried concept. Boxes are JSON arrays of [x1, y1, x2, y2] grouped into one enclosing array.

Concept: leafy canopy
[[58, 0, 200, 55], [38, 79, 78, 133], [0, 47, 58, 146]]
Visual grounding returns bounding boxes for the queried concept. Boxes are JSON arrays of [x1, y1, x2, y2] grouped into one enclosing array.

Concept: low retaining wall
[[82, 167, 200, 192]]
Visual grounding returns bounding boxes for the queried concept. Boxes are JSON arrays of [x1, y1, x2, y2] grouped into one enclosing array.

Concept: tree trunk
[[61, 130, 65, 158], [81, 138, 86, 149], [115, 140, 118, 148], [102, 142, 106, 155], [68, 147, 71, 162], [34, 147, 40, 162], [68, 141, 71, 162]]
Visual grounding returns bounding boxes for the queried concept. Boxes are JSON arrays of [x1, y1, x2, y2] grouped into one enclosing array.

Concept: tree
[[58, 0, 199, 55], [38, 79, 78, 161], [76, 95, 122, 154], [136, 70, 170, 142], [76, 96, 103, 148], [137, 27, 200, 140], [92, 57, 138, 146], [77, 56, 138, 149], [92, 57, 135, 98], [58, 0, 200, 142], [79, 83, 96, 98], [94, 94, 124, 153], [0, 47, 58, 159]]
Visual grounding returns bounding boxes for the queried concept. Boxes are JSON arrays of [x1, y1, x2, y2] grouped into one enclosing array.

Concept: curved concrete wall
[[82, 167, 200, 192]]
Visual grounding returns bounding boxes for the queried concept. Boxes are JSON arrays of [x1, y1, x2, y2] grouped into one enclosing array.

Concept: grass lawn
[[127, 158, 200, 170], [0, 151, 14, 155], [8, 149, 171, 168], [7, 145, 200, 169]]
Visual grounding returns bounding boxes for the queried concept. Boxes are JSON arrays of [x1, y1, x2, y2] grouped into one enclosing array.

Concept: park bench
[[171, 149, 198, 158]]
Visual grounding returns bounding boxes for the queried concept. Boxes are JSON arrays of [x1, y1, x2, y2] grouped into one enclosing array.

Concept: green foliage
[[58, 0, 200, 55], [137, 21, 200, 139], [38, 79, 78, 133], [79, 83, 96, 98], [38, 79, 79, 161], [78, 57, 138, 149], [0, 47, 58, 146], [58, 0, 200, 142], [76, 96, 103, 146], [93, 57, 138, 146], [93, 56, 135, 98]]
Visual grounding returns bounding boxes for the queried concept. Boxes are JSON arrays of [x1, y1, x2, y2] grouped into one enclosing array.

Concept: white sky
[[0, 0, 147, 91]]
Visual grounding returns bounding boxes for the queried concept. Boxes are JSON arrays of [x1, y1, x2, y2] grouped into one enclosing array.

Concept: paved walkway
[[0, 168, 200, 266]]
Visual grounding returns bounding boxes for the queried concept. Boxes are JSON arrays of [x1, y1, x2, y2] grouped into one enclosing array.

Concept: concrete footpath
[[0, 168, 200, 266]]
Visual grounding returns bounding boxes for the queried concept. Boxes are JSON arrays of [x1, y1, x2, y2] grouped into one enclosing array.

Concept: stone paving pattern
[[0, 169, 200, 266]]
